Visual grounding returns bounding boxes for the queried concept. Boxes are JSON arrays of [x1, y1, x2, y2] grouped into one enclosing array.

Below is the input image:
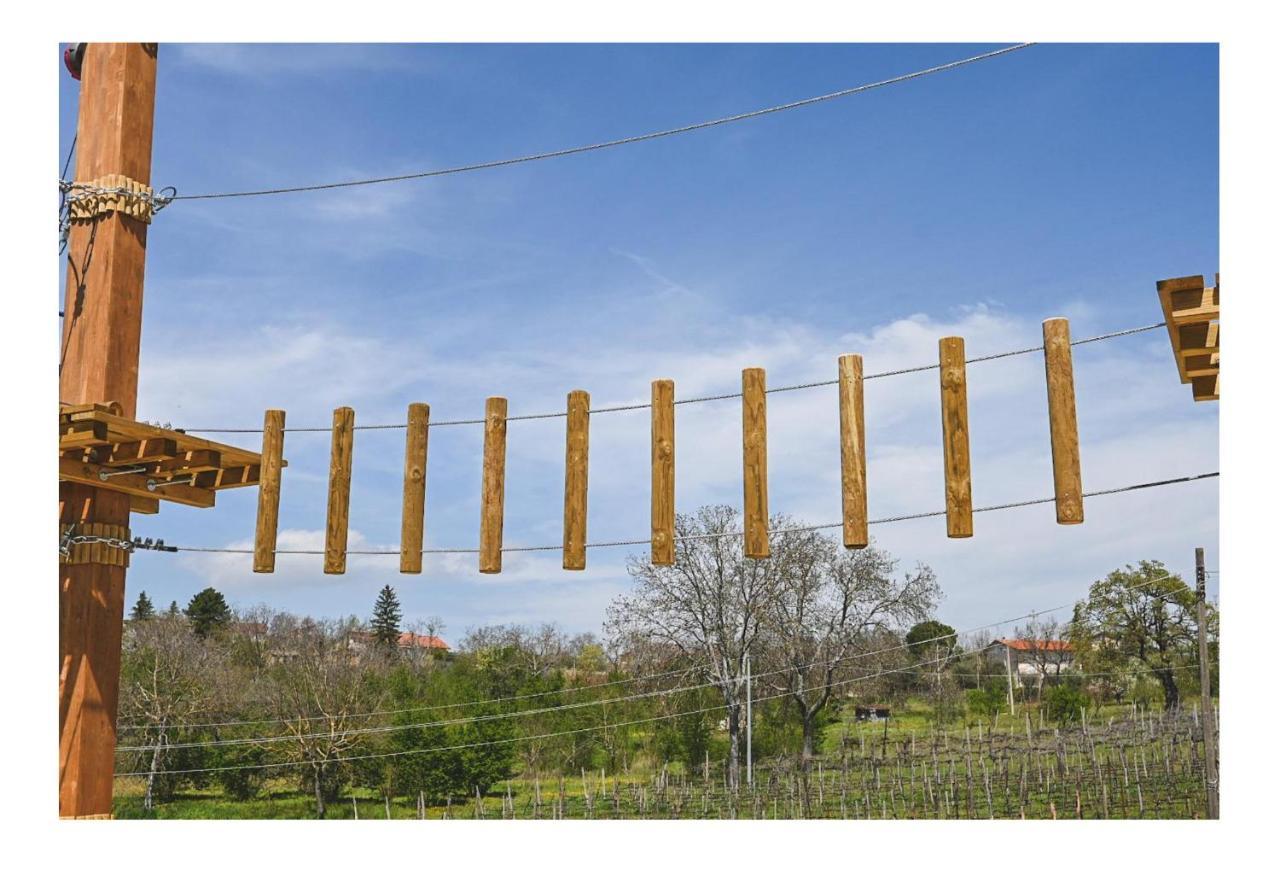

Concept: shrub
[[1042, 683, 1090, 725], [966, 683, 1006, 718]]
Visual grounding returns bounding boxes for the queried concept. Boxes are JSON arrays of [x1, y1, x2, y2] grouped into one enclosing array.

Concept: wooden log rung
[[479, 397, 508, 574], [400, 403, 430, 574], [1042, 319, 1083, 525], [939, 337, 973, 538], [253, 410, 286, 573], [324, 407, 354, 575], [651, 380, 675, 566], [742, 367, 769, 558], [563, 390, 590, 570]]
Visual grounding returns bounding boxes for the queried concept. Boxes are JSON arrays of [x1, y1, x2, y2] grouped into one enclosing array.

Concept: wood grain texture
[[651, 380, 676, 566], [838, 354, 868, 548], [57, 43, 157, 819], [400, 403, 430, 574], [479, 397, 508, 574], [741, 368, 770, 558], [253, 409, 286, 572], [562, 390, 591, 570], [1042, 319, 1083, 525], [324, 407, 355, 574], [938, 337, 973, 538]]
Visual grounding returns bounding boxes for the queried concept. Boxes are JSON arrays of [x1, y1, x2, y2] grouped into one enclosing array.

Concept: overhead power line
[[165, 43, 1034, 204], [117, 573, 1178, 742], [182, 320, 1163, 435], [115, 642, 1193, 778], [163, 471, 1217, 558]]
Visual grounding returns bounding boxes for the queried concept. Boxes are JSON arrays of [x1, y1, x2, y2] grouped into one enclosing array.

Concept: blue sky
[[59, 43, 1219, 643]]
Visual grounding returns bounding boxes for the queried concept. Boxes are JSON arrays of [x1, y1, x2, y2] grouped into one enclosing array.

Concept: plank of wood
[[59, 455, 214, 508], [651, 379, 676, 566], [741, 368, 770, 559], [400, 403, 430, 574], [191, 465, 260, 489], [150, 449, 222, 474], [938, 337, 973, 538], [59, 421, 111, 449], [1183, 353, 1219, 378], [1177, 321, 1218, 355], [837, 354, 868, 549], [129, 495, 159, 514], [90, 437, 178, 466], [563, 390, 590, 570], [253, 410, 286, 573], [479, 397, 508, 574], [1192, 373, 1219, 402], [64, 410, 264, 467], [324, 407, 355, 575], [1042, 319, 1084, 525]]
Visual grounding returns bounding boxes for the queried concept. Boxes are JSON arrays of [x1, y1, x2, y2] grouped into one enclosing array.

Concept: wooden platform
[[59, 403, 278, 513], [1157, 274, 1219, 402]]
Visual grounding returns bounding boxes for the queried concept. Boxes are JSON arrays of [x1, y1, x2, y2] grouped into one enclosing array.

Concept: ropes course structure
[[54, 42, 1219, 820]]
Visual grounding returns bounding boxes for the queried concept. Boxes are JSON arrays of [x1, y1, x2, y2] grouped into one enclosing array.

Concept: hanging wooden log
[[742, 367, 770, 558], [1042, 318, 1083, 524], [252, 409, 286, 573], [324, 406, 355, 574], [651, 379, 675, 566], [400, 402, 430, 573], [938, 338, 973, 538], [563, 390, 590, 570], [479, 396, 508, 574], [838, 354, 868, 548]]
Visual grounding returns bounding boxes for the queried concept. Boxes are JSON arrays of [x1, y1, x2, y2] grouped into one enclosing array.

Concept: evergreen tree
[[185, 587, 232, 639], [130, 590, 155, 621], [167, 600, 181, 617], [370, 585, 403, 651]]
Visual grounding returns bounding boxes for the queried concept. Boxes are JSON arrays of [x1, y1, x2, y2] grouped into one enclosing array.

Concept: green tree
[[130, 590, 155, 621], [185, 587, 232, 639], [167, 600, 181, 617], [371, 585, 403, 651], [906, 620, 958, 660], [1069, 561, 1205, 711]]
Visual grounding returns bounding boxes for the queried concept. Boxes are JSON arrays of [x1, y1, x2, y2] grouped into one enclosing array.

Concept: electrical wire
[[166, 44, 1034, 203], [115, 574, 1179, 746]]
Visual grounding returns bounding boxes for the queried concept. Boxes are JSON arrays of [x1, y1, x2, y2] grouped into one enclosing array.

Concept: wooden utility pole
[[1005, 643, 1016, 715], [1195, 547, 1219, 819], [59, 43, 158, 818]]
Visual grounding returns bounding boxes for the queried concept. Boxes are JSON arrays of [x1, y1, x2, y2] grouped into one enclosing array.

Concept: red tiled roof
[[398, 632, 449, 650], [997, 638, 1072, 652]]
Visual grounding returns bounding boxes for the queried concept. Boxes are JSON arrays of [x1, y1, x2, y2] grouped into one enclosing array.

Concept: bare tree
[[267, 619, 383, 817], [760, 531, 940, 763], [606, 505, 778, 790], [1015, 616, 1074, 700]]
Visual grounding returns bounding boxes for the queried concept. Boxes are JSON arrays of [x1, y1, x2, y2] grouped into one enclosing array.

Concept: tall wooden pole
[[58, 43, 158, 818], [1195, 547, 1219, 818]]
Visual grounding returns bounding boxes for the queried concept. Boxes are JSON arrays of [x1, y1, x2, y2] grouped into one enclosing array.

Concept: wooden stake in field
[[253, 409, 286, 573], [479, 396, 508, 573], [651, 379, 676, 565], [563, 390, 590, 569], [938, 337, 973, 538], [837, 353, 868, 548], [399, 402, 430, 573], [59, 43, 157, 819], [324, 407, 355, 574], [1042, 318, 1083, 524], [741, 367, 770, 558]]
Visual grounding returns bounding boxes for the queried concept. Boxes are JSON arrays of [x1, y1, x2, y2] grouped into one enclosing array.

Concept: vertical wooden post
[[563, 390, 590, 570], [651, 379, 675, 565], [479, 397, 508, 574], [1195, 547, 1219, 818], [58, 43, 157, 819], [1042, 318, 1083, 524], [400, 403, 430, 574], [938, 337, 973, 538], [741, 368, 770, 558], [253, 409, 286, 573], [324, 407, 355, 574], [838, 354, 868, 549]]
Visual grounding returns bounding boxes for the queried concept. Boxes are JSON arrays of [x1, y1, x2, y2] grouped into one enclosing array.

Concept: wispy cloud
[[175, 44, 430, 77]]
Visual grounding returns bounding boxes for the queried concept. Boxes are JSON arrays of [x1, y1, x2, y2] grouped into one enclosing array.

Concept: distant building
[[348, 630, 450, 653], [985, 638, 1074, 679]]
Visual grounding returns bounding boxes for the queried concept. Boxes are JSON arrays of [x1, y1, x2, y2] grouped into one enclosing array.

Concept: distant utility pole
[[745, 651, 753, 787], [1195, 547, 1219, 819], [1005, 643, 1016, 715], [59, 43, 158, 818]]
